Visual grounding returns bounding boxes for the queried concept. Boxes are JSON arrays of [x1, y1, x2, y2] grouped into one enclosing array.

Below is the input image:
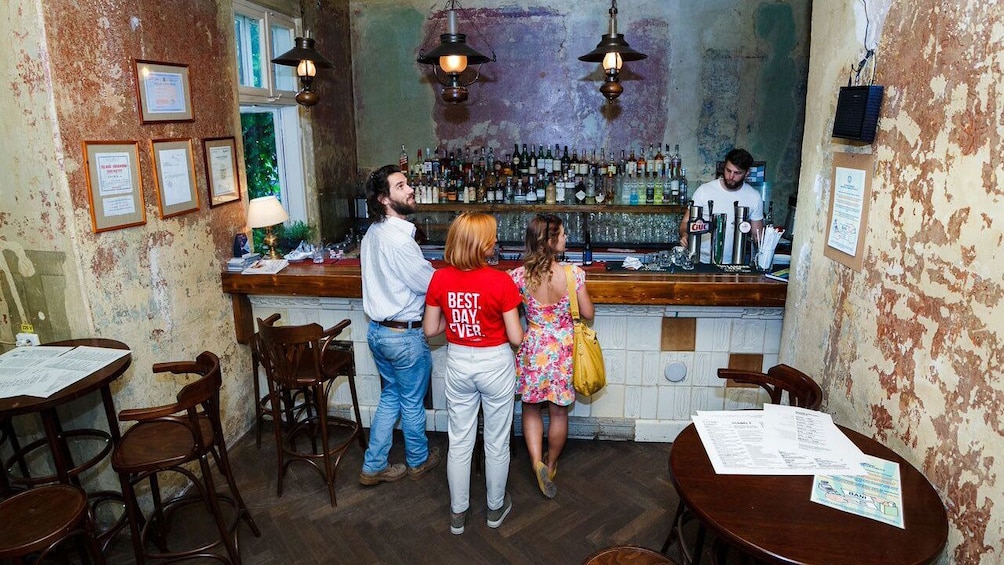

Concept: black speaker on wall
[[832, 85, 884, 143]]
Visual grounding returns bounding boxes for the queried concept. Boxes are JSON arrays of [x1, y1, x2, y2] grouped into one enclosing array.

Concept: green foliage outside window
[[241, 112, 317, 255]]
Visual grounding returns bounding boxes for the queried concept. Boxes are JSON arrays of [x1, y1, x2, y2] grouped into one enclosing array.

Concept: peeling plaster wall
[[785, 1, 1003, 563], [1, 0, 255, 453], [349, 0, 810, 215]]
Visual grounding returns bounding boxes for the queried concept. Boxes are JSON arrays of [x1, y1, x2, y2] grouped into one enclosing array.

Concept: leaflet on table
[[693, 407, 867, 475], [242, 259, 288, 274], [0, 345, 130, 399], [811, 453, 904, 529]]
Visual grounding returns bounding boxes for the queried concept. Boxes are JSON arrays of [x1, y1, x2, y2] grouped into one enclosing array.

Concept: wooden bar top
[[222, 259, 787, 344]]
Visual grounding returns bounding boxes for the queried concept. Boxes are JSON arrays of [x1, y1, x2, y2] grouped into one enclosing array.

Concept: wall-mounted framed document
[[824, 152, 875, 271], [150, 138, 200, 218], [82, 141, 146, 233], [203, 136, 242, 207], [134, 59, 194, 124]]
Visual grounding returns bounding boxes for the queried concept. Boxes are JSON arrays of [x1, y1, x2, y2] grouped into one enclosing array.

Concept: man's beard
[[723, 176, 744, 190], [389, 196, 417, 216]]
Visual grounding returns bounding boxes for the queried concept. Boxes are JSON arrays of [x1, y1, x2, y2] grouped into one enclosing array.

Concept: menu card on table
[[811, 454, 905, 529], [692, 405, 869, 475], [0, 345, 130, 399]]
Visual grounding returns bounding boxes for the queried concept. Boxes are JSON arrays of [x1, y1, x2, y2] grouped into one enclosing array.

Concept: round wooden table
[[670, 423, 948, 565], [0, 339, 132, 487]]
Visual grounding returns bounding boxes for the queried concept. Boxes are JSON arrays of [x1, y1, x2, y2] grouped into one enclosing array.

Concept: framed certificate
[[82, 141, 146, 232], [150, 138, 200, 218], [135, 59, 194, 123], [203, 136, 242, 207]]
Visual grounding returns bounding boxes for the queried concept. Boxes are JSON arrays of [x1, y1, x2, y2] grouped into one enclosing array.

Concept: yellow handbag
[[565, 265, 605, 396]]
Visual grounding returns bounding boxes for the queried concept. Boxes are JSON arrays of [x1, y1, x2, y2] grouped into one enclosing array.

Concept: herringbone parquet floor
[[103, 429, 682, 564]]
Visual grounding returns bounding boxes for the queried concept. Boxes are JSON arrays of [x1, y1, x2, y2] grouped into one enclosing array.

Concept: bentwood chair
[[255, 315, 363, 506], [584, 545, 677, 565], [112, 351, 260, 565], [661, 364, 823, 564], [0, 484, 106, 564]]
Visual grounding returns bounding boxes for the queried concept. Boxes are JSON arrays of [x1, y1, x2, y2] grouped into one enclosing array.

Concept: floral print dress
[[509, 264, 585, 406]]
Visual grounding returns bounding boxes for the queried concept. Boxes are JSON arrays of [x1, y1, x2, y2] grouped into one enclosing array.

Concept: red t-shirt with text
[[426, 265, 521, 347]]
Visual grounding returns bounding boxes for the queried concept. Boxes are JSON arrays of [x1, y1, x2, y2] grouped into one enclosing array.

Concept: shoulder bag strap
[[564, 264, 580, 322]]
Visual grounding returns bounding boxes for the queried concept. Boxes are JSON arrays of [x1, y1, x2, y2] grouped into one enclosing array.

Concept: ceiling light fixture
[[579, 0, 647, 103], [272, 32, 334, 107], [417, 0, 495, 104]]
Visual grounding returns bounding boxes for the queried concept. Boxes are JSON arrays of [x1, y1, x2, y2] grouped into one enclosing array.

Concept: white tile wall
[[249, 297, 783, 443]]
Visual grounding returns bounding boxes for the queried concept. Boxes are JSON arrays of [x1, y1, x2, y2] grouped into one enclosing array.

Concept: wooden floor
[[103, 428, 685, 564]]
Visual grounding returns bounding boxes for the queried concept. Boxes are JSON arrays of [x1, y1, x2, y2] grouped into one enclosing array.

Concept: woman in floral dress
[[509, 214, 594, 498]]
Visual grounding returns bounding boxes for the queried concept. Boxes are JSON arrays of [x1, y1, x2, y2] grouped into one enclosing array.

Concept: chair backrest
[[117, 351, 224, 454], [255, 315, 326, 388], [717, 363, 822, 410]]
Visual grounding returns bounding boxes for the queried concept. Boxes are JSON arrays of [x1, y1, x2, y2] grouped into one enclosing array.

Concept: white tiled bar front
[[248, 296, 783, 443]]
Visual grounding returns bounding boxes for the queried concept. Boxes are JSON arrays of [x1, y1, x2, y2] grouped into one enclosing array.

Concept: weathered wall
[[1, 0, 254, 444], [348, 0, 810, 215], [786, 1, 1003, 562]]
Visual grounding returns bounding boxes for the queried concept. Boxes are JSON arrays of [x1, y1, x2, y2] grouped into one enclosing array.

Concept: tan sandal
[[533, 460, 557, 498], [543, 451, 557, 480]]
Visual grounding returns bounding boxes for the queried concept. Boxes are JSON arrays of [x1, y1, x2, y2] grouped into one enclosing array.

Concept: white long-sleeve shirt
[[360, 216, 435, 322]]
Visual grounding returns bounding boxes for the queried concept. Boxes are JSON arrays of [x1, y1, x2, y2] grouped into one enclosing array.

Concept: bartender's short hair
[[724, 148, 754, 172], [364, 164, 402, 222], [444, 213, 496, 271]]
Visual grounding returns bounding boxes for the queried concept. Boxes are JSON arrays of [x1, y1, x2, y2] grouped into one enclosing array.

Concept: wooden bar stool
[[584, 545, 678, 565], [112, 351, 260, 564], [0, 484, 105, 564], [255, 315, 363, 506]]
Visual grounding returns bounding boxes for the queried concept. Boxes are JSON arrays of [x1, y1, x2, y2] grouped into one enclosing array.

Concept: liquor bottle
[[579, 149, 590, 176], [411, 148, 423, 178], [478, 147, 486, 173], [561, 145, 571, 174], [520, 144, 530, 176], [670, 144, 682, 179], [424, 147, 433, 177], [535, 175, 546, 201], [627, 148, 637, 177], [502, 152, 513, 177], [679, 168, 689, 203], [582, 229, 593, 266], [431, 147, 442, 179], [487, 146, 496, 173], [536, 144, 545, 174], [546, 144, 556, 175], [528, 146, 537, 176], [654, 144, 664, 177], [645, 171, 655, 204], [654, 166, 664, 205], [399, 144, 409, 171], [636, 147, 646, 176], [511, 144, 521, 175]]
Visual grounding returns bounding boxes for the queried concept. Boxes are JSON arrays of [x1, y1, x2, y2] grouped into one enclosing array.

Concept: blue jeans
[[362, 321, 432, 473]]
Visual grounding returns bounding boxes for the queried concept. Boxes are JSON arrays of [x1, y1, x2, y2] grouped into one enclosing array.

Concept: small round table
[[669, 423, 948, 565], [0, 338, 131, 548]]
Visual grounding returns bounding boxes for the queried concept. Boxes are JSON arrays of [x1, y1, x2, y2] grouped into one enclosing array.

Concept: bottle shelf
[[417, 203, 684, 214]]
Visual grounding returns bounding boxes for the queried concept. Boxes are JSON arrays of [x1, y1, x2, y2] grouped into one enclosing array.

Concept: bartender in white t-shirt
[[679, 148, 764, 264]]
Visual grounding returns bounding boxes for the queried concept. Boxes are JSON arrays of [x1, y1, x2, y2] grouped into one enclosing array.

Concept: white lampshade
[[247, 195, 289, 229]]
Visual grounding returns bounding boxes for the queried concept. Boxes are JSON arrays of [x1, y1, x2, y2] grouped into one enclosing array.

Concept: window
[[233, 0, 307, 224]]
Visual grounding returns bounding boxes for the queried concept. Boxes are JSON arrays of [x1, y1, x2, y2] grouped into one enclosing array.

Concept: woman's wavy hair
[[522, 213, 562, 290], [444, 212, 497, 271]]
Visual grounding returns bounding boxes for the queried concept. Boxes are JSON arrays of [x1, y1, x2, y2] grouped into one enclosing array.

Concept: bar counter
[[221, 258, 787, 344]]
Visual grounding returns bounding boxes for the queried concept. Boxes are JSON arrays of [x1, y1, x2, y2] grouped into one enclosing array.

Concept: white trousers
[[445, 343, 516, 513]]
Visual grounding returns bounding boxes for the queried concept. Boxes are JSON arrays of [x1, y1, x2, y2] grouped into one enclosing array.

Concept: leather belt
[[378, 320, 422, 329]]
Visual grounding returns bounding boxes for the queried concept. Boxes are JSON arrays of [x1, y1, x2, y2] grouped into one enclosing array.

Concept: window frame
[[233, 0, 300, 106]]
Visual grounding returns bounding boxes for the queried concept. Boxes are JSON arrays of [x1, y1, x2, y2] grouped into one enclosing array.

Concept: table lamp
[[247, 195, 289, 259]]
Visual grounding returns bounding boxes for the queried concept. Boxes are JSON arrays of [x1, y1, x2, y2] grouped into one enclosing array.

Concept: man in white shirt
[[679, 148, 764, 264], [359, 165, 441, 485]]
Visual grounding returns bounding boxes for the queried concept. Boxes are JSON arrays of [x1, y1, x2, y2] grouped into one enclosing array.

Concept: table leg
[[39, 408, 75, 485]]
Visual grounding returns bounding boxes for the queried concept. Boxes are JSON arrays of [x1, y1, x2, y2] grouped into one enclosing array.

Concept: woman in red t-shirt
[[424, 213, 524, 535]]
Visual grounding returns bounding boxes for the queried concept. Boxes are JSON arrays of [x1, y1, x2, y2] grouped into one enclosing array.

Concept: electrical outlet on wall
[[15, 333, 40, 347]]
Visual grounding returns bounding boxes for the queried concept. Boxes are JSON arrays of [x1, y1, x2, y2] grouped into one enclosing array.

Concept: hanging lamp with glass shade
[[417, 0, 495, 104], [271, 32, 334, 107], [579, 0, 647, 102]]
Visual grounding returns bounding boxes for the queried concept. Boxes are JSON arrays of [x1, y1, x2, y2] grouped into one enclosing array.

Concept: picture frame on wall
[[202, 136, 242, 207], [82, 141, 146, 233], [150, 138, 200, 218], [134, 59, 194, 123]]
